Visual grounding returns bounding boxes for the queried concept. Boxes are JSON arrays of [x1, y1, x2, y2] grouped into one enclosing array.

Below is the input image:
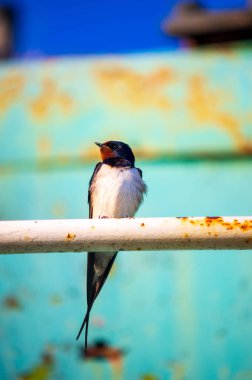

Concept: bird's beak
[[95, 142, 103, 148]]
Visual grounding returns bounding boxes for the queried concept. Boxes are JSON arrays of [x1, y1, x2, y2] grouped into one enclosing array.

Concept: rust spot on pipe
[[240, 222, 252, 231], [205, 217, 223, 227], [23, 236, 32, 242], [65, 233, 76, 240], [177, 216, 252, 233], [234, 220, 241, 225], [205, 218, 213, 224], [193, 217, 252, 231]]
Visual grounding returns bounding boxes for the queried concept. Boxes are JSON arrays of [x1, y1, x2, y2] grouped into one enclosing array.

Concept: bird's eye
[[108, 143, 117, 150]]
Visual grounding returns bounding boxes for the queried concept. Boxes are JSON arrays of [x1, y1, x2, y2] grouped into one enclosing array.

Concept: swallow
[[76, 140, 147, 351]]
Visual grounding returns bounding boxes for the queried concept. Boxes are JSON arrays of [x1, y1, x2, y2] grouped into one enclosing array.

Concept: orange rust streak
[[0, 72, 25, 114], [189, 220, 196, 224], [240, 223, 252, 231], [177, 217, 188, 221], [179, 217, 252, 232], [94, 65, 174, 110], [30, 77, 74, 120], [186, 75, 252, 152]]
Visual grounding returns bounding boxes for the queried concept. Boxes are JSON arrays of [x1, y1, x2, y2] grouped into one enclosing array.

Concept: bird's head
[[95, 141, 135, 164]]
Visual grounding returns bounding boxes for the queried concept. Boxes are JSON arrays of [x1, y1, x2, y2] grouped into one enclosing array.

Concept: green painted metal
[[0, 48, 252, 380]]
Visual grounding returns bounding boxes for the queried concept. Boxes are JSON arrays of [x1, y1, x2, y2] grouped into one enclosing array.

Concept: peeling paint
[[0, 52, 252, 167], [29, 78, 75, 121], [186, 74, 252, 152], [94, 65, 174, 110], [0, 72, 25, 114]]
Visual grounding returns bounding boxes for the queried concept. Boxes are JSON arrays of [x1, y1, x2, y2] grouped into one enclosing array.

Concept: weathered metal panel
[[0, 48, 252, 380], [0, 49, 252, 171]]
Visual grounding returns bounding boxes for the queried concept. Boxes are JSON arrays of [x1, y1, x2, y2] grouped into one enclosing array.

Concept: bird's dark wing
[[137, 168, 143, 178], [88, 162, 102, 219], [76, 161, 118, 352]]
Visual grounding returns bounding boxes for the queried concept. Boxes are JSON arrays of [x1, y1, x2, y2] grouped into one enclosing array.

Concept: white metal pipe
[[0, 217, 252, 254]]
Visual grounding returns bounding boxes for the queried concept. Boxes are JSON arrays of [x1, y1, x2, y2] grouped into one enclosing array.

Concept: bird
[[76, 140, 147, 351]]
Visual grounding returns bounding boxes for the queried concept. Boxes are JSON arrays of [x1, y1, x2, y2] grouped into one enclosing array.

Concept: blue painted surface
[[1, 0, 249, 56], [0, 48, 252, 379]]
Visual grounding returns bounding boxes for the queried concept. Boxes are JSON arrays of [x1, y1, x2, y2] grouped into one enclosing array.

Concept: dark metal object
[[0, 6, 15, 58], [162, 1, 252, 45]]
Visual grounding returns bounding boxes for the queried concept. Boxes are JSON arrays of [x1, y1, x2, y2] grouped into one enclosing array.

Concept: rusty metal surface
[[0, 161, 252, 379], [1, 49, 252, 380], [0, 48, 252, 173]]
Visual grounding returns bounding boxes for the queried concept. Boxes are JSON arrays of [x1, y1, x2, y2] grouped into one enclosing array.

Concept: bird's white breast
[[90, 164, 146, 219]]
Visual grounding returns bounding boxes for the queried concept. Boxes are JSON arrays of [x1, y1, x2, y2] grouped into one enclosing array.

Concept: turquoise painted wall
[[0, 48, 252, 380]]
